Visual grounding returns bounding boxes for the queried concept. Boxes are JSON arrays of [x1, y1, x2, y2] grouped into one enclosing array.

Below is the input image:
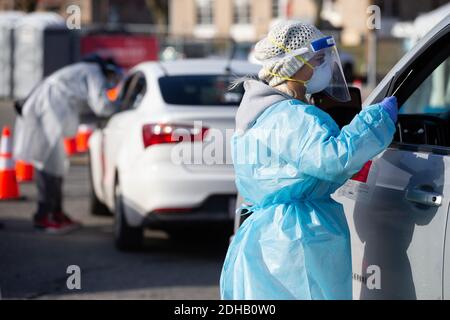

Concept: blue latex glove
[[379, 96, 398, 123]]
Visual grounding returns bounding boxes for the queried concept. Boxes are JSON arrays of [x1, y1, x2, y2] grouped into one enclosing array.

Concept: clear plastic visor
[[309, 37, 351, 102]]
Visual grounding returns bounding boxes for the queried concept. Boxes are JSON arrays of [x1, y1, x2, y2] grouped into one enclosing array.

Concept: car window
[[391, 30, 450, 149], [158, 75, 246, 106], [116, 76, 133, 102], [399, 57, 450, 115], [117, 72, 147, 110]]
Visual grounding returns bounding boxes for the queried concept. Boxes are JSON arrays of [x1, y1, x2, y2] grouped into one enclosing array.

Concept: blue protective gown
[[220, 97, 396, 300]]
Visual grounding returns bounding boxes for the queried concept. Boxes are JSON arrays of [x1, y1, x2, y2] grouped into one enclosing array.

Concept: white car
[[336, 15, 450, 300], [88, 59, 260, 250]]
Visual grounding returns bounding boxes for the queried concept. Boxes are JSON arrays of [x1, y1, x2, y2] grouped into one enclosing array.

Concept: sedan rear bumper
[[119, 150, 237, 227]]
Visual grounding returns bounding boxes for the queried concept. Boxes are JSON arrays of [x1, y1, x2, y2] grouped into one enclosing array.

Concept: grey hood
[[235, 80, 292, 132]]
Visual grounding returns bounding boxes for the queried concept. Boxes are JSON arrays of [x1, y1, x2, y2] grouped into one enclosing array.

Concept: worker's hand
[[379, 96, 398, 123]]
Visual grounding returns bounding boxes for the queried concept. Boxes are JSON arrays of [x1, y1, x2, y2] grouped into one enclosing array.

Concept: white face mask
[[305, 61, 332, 95]]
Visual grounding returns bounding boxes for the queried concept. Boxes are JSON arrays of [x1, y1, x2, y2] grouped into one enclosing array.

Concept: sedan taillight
[[142, 123, 209, 148]]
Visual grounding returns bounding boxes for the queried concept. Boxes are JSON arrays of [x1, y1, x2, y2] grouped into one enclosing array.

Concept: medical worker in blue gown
[[220, 21, 398, 300]]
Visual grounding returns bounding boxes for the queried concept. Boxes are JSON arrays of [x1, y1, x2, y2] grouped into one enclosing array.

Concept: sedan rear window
[[158, 75, 247, 106]]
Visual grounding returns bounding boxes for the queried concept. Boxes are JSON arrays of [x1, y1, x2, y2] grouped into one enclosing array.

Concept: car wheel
[[88, 151, 111, 216], [114, 180, 143, 251]]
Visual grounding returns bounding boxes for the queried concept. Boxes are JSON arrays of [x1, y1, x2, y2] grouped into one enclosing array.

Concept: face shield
[[309, 36, 351, 102], [264, 36, 351, 102]]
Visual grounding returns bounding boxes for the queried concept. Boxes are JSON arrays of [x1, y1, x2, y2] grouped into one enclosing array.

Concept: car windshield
[[158, 75, 247, 106]]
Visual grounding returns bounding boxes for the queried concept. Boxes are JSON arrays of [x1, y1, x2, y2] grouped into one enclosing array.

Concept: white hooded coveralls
[[13, 62, 116, 176]]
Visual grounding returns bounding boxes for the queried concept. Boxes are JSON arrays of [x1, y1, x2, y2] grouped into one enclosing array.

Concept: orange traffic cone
[[76, 124, 94, 153], [16, 160, 34, 182], [64, 137, 77, 156], [0, 126, 20, 200]]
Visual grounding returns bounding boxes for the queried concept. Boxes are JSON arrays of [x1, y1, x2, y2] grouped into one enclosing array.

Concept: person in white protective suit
[[220, 21, 398, 299], [13, 54, 123, 233]]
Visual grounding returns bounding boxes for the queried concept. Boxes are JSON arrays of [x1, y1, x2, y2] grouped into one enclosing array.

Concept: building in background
[[0, 0, 162, 99], [2, 0, 447, 44], [1, 0, 448, 81], [169, 0, 449, 45], [0, 0, 165, 28], [0, 0, 92, 24], [167, 0, 448, 83], [170, 0, 282, 42]]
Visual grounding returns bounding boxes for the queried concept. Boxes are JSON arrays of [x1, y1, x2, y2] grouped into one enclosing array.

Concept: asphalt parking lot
[[0, 101, 230, 299]]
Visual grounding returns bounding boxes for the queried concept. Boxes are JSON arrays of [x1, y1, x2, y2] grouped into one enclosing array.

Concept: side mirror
[[312, 86, 362, 129]]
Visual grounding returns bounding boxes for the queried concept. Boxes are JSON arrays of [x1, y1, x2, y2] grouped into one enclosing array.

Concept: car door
[[336, 22, 450, 299], [101, 72, 147, 208]]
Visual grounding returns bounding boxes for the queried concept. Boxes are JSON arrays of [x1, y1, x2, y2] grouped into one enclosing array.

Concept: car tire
[[114, 180, 143, 251], [88, 152, 111, 216]]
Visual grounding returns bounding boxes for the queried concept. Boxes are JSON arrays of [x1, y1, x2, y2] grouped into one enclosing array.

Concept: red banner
[[81, 34, 159, 70]]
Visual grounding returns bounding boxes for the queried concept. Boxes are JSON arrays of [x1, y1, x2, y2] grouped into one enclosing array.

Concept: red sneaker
[[34, 214, 68, 234], [53, 212, 81, 231]]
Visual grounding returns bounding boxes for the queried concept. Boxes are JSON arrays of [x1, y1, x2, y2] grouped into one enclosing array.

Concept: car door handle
[[405, 188, 442, 207]]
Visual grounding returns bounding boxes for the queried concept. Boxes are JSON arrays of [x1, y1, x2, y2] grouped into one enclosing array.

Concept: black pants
[[35, 170, 63, 220]]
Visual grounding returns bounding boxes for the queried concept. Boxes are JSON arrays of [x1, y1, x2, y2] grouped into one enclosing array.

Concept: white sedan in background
[[88, 59, 260, 250]]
